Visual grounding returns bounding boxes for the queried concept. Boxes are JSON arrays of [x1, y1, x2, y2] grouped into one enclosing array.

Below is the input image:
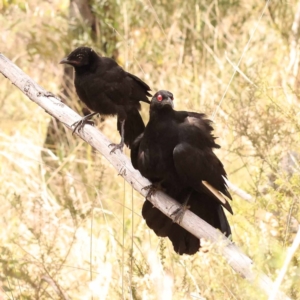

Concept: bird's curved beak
[[162, 97, 174, 108], [59, 57, 70, 64]]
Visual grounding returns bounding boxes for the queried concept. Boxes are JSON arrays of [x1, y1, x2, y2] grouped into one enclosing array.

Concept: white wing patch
[[202, 181, 227, 204]]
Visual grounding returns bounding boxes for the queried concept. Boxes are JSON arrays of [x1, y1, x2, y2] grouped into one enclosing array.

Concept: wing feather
[[173, 143, 233, 214]]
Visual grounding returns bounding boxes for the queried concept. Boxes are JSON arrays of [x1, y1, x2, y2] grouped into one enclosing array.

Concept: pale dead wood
[[224, 177, 254, 203], [269, 225, 300, 300], [0, 53, 290, 300]]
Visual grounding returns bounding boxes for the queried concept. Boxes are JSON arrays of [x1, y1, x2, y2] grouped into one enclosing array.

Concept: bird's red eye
[[157, 94, 163, 101]]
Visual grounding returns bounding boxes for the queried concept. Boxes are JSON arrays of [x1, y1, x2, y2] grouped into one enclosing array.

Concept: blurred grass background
[[0, 0, 300, 299]]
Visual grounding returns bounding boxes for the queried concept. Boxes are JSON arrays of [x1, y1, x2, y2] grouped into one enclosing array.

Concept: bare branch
[[0, 53, 290, 300], [269, 225, 300, 300], [224, 177, 254, 203], [41, 276, 71, 300]]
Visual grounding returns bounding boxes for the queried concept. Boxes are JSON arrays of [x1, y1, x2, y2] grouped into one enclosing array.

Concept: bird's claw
[[142, 184, 157, 199], [109, 142, 124, 154], [171, 204, 190, 224], [37, 91, 61, 101], [72, 119, 94, 135], [43, 91, 55, 98]]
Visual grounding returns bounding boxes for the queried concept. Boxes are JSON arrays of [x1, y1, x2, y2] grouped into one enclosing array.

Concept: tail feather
[[142, 200, 173, 237], [167, 224, 200, 255], [117, 108, 145, 149], [217, 205, 232, 237], [189, 192, 231, 238], [142, 199, 200, 254], [141, 191, 232, 255]]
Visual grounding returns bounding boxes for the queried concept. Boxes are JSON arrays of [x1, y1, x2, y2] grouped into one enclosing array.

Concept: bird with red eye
[[152, 90, 174, 109], [157, 94, 163, 101], [131, 89, 232, 255]]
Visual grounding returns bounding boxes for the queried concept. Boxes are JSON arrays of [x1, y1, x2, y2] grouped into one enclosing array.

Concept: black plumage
[[131, 90, 232, 255], [60, 47, 151, 151]]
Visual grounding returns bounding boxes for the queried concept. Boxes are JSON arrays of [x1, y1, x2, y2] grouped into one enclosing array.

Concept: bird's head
[[60, 47, 97, 68], [151, 90, 174, 110]]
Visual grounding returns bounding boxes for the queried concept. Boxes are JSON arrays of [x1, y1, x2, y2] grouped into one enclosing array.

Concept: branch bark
[[269, 225, 300, 300], [0, 53, 290, 300]]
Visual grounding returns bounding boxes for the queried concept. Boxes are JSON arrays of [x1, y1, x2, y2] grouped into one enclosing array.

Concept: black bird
[[60, 47, 151, 152], [131, 90, 232, 255]]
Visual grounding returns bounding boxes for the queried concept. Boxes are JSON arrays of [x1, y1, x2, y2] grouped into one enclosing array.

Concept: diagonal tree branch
[[269, 225, 300, 300], [0, 53, 290, 300]]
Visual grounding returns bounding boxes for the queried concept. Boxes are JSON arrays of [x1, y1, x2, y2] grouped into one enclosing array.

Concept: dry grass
[[0, 0, 300, 299]]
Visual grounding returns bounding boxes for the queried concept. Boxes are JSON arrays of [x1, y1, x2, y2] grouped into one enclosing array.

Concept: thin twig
[[225, 53, 257, 87], [268, 225, 300, 300], [212, 0, 270, 120], [223, 177, 254, 203], [41, 276, 71, 300]]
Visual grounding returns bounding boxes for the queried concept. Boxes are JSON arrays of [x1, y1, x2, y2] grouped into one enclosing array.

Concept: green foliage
[[0, 0, 300, 299]]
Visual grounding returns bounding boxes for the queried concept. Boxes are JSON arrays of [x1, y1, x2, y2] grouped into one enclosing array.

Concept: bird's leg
[[109, 120, 125, 153], [171, 192, 192, 224], [142, 183, 159, 199], [72, 112, 98, 135], [142, 182, 164, 199]]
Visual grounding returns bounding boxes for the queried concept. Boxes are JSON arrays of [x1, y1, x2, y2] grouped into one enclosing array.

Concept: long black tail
[[117, 108, 145, 149], [142, 191, 231, 255]]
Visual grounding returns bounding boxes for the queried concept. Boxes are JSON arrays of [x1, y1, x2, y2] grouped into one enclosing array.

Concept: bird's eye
[[157, 94, 163, 101], [77, 54, 83, 60], [170, 96, 174, 100]]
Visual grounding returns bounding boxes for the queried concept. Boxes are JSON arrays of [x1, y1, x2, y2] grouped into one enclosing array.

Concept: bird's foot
[[109, 142, 124, 154], [72, 115, 95, 135], [142, 184, 157, 199], [37, 91, 61, 101], [171, 203, 190, 224]]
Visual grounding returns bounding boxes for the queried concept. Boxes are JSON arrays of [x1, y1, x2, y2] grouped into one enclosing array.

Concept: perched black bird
[[60, 47, 151, 152], [131, 90, 232, 255]]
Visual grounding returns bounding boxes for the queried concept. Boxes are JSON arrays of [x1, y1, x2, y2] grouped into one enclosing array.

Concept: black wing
[[130, 133, 144, 169], [173, 142, 232, 214], [177, 111, 221, 149], [126, 72, 152, 103]]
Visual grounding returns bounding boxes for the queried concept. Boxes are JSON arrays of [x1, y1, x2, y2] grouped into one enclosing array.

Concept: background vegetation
[[0, 0, 300, 299]]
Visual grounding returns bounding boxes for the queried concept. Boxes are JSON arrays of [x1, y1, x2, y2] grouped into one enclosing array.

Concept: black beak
[[59, 57, 69, 64], [162, 97, 174, 108]]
